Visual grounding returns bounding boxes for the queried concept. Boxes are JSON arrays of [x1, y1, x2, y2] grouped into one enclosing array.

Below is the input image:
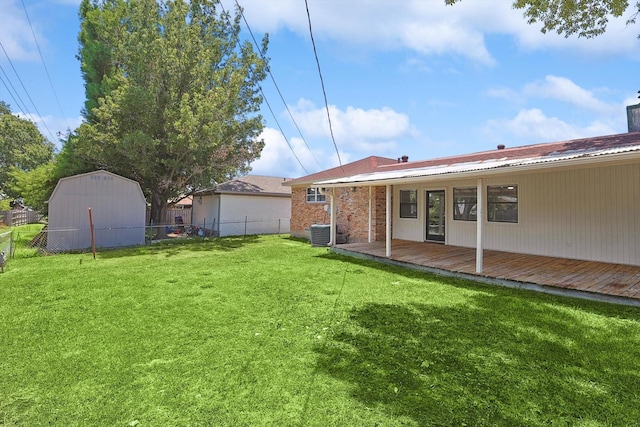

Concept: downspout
[[476, 178, 484, 273], [368, 186, 373, 243], [386, 184, 391, 257]]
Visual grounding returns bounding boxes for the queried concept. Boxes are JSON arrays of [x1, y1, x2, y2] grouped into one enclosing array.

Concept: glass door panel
[[426, 190, 445, 242]]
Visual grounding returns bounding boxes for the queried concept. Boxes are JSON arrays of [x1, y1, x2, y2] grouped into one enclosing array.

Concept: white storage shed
[[47, 170, 147, 251], [192, 175, 291, 237]]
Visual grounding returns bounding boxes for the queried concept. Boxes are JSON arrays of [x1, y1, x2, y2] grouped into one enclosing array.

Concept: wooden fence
[[0, 210, 42, 226], [145, 208, 192, 226]]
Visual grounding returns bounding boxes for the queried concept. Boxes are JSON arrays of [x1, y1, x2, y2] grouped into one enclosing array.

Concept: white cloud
[[250, 127, 325, 178], [483, 108, 618, 143], [524, 75, 617, 114], [251, 101, 418, 176], [0, 0, 40, 61], [226, 0, 640, 65], [289, 99, 414, 153], [14, 112, 83, 148]]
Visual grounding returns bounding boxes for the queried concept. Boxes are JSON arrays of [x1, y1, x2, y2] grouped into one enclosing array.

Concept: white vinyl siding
[[193, 193, 291, 237], [393, 163, 640, 266]]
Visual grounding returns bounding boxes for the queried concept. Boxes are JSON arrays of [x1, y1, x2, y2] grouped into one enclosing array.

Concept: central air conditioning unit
[[310, 224, 331, 247]]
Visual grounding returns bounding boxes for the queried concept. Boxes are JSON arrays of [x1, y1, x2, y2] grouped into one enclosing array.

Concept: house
[[47, 170, 146, 251], [288, 107, 640, 272], [283, 156, 400, 242], [191, 175, 291, 237]]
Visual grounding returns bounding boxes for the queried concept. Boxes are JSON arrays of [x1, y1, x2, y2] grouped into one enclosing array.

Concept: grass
[[1, 228, 640, 426]]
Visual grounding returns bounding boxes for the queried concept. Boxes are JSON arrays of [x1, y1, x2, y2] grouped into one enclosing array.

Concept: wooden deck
[[333, 240, 640, 305]]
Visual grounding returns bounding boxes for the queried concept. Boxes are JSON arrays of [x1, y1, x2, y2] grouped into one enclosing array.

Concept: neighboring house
[[283, 156, 400, 242], [47, 170, 146, 251], [173, 195, 193, 210], [290, 107, 640, 271], [192, 175, 291, 237]]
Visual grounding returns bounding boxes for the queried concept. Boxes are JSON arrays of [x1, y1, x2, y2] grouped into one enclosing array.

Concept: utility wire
[[21, 0, 71, 132], [260, 86, 310, 175], [233, 0, 322, 171], [0, 40, 57, 142], [214, 2, 310, 174], [0, 65, 33, 120], [304, 0, 343, 170]]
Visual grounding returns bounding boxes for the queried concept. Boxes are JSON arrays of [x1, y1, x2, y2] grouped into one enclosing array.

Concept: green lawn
[[1, 229, 640, 426]]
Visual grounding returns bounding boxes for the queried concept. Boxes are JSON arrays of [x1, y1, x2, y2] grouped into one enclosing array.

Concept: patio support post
[[476, 178, 484, 273], [386, 184, 392, 257], [368, 186, 373, 243], [328, 189, 336, 246]]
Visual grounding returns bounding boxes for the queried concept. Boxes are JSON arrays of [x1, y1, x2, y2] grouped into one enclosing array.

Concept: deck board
[[335, 240, 640, 303]]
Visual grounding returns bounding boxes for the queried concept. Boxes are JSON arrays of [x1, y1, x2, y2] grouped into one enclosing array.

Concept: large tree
[[447, 0, 638, 38], [76, 0, 269, 226], [0, 101, 55, 201]]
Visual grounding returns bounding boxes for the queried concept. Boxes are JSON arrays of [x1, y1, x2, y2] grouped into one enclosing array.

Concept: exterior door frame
[[426, 189, 446, 242]]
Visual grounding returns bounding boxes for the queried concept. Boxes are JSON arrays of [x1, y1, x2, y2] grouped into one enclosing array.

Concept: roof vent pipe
[[497, 144, 505, 150]]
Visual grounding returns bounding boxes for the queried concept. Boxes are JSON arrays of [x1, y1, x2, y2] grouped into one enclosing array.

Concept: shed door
[[426, 190, 445, 242]]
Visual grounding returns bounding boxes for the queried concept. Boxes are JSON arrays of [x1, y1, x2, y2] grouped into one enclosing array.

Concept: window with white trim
[[399, 189, 418, 218], [487, 185, 518, 223], [306, 187, 326, 203], [453, 187, 477, 221]]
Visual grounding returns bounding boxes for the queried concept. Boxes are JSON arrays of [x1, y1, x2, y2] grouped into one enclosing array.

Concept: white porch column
[[476, 178, 484, 273], [368, 186, 373, 243], [386, 184, 392, 257], [329, 189, 336, 246]]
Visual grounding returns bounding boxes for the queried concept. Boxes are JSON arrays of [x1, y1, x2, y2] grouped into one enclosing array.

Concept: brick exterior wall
[[290, 186, 389, 243]]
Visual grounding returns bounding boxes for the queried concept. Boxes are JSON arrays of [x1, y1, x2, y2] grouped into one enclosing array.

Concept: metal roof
[[315, 143, 640, 187]]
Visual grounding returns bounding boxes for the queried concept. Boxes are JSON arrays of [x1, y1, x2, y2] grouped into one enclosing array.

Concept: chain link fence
[[25, 218, 290, 255], [0, 230, 13, 257]]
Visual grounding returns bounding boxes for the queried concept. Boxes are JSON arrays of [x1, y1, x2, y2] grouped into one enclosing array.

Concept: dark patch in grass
[[314, 298, 640, 425], [92, 235, 263, 260]]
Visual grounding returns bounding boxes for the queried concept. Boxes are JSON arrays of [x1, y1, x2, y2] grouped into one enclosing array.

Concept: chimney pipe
[[627, 103, 640, 132]]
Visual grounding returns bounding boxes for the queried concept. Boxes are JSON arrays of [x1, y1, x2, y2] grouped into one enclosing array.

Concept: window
[[487, 185, 518, 223], [399, 189, 418, 218], [453, 187, 477, 221], [306, 187, 326, 203]]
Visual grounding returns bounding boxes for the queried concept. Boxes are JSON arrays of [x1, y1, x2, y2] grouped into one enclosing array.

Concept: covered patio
[[333, 240, 640, 306]]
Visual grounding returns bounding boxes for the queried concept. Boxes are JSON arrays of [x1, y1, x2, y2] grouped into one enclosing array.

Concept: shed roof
[[48, 169, 145, 202], [193, 175, 291, 197], [315, 132, 640, 187]]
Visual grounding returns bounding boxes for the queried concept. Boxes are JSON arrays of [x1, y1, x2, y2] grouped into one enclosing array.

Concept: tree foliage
[[8, 161, 57, 215], [76, 0, 269, 225], [0, 101, 55, 201], [446, 0, 638, 38]]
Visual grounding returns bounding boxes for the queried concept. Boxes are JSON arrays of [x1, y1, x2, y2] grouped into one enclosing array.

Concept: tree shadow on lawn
[[96, 234, 263, 259], [312, 253, 640, 425], [314, 299, 640, 425]]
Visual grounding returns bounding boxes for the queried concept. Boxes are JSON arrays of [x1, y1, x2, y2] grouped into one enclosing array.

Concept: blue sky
[[1, 0, 639, 179]]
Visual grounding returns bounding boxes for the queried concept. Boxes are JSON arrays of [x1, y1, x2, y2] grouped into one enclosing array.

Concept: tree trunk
[[150, 190, 168, 239]]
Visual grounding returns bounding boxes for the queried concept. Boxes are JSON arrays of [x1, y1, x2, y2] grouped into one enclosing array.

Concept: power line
[[21, 0, 71, 132], [233, 0, 322, 171], [0, 64, 33, 120], [304, 0, 343, 170], [212, 1, 311, 174], [260, 87, 310, 175], [0, 40, 57, 142]]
